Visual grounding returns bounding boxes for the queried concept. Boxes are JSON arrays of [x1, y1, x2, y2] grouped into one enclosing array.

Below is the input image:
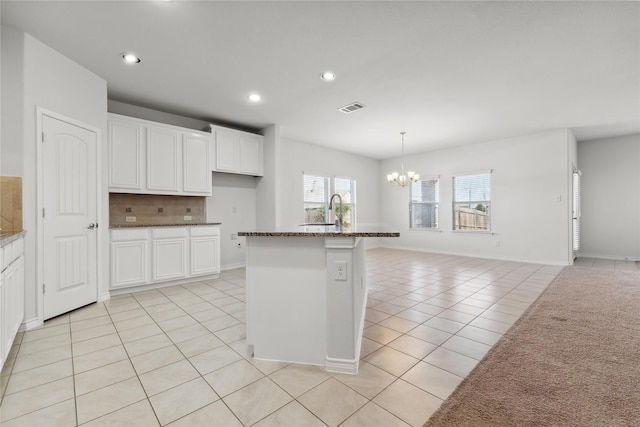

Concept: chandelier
[[387, 131, 419, 187]]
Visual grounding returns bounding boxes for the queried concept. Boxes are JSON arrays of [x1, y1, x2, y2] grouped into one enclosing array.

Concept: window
[[303, 174, 356, 226], [453, 172, 491, 231], [333, 177, 356, 227], [303, 174, 330, 223], [410, 177, 439, 229]]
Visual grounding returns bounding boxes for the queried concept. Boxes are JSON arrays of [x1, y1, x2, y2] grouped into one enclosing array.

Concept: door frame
[[36, 107, 104, 325]]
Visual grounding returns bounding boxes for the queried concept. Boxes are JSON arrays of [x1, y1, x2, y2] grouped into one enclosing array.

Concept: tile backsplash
[[0, 176, 23, 232], [109, 193, 206, 226]]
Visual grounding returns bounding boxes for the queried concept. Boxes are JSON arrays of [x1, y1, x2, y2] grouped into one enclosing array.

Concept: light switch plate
[[184, 215, 192, 221], [125, 216, 136, 223]]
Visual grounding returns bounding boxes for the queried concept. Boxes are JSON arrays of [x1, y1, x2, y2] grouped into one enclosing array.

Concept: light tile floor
[[2, 249, 630, 426]]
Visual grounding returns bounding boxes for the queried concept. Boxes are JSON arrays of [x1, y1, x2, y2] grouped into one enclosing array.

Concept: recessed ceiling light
[[321, 71, 336, 81], [247, 93, 262, 102], [121, 52, 141, 64]]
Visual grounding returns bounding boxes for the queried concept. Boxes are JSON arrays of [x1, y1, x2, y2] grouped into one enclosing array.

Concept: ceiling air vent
[[338, 102, 366, 114]]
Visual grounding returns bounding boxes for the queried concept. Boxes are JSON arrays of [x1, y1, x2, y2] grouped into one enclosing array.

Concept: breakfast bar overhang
[[238, 225, 400, 374]]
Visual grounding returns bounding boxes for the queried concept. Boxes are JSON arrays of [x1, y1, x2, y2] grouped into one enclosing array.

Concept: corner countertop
[[110, 222, 221, 229], [238, 224, 400, 238], [1, 230, 27, 247]]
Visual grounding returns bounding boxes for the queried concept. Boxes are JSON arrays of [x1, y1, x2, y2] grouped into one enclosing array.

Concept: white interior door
[[43, 115, 98, 319]]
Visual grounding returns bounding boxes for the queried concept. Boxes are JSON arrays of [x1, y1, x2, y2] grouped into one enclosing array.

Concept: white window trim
[[302, 172, 356, 226], [452, 170, 492, 233], [409, 175, 440, 231]]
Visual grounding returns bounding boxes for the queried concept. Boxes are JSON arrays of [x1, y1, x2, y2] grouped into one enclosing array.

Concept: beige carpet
[[424, 266, 640, 427]]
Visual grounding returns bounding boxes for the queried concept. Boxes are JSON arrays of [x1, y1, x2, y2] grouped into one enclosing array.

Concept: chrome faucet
[[329, 193, 343, 228]]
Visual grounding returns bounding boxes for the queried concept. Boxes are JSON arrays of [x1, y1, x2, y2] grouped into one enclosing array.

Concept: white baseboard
[[325, 356, 359, 374], [109, 273, 220, 296], [221, 262, 246, 271], [21, 317, 41, 331], [576, 252, 640, 262], [378, 243, 570, 266]]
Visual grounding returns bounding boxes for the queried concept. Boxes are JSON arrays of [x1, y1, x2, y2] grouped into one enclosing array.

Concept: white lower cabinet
[[111, 244, 149, 289], [190, 228, 220, 276], [152, 228, 187, 281], [110, 225, 220, 291], [1, 236, 25, 372]]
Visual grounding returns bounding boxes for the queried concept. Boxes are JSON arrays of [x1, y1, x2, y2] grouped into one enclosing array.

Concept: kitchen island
[[238, 225, 399, 374]]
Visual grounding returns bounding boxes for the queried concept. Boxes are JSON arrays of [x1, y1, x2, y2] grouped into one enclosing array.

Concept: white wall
[[206, 173, 257, 269], [578, 133, 640, 260], [2, 30, 108, 323], [255, 124, 281, 229], [380, 129, 573, 265], [1, 26, 24, 176], [108, 100, 209, 131], [278, 138, 382, 241]]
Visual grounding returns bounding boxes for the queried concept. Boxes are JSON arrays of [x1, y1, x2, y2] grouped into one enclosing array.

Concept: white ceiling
[[2, 1, 638, 159]]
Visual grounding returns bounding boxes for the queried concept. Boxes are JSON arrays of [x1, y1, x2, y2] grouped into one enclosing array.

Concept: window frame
[[452, 170, 492, 233], [302, 173, 356, 226], [409, 176, 440, 231]]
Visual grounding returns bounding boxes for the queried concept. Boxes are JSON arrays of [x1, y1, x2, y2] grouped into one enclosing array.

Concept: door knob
[[87, 223, 96, 229]]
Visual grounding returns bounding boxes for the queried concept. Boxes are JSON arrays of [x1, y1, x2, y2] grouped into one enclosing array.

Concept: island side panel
[[245, 236, 327, 365], [325, 237, 367, 374]]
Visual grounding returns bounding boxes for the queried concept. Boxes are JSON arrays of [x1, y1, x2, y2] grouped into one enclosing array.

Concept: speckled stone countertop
[[0, 230, 27, 248], [238, 224, 400, 238], [110, 222, 221, 229]]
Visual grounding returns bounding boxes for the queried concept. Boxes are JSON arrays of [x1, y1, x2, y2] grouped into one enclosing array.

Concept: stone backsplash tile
[[109, 193, 206, 226], [0, 176, 23, 232]]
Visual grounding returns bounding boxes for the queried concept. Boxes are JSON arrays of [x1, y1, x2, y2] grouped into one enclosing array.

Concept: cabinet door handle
[[87, 223, 96, 230]]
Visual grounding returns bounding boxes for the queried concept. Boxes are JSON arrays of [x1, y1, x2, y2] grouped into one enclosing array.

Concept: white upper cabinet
[[147, 126, 180, 192], [239, 134, 263, 175], [108, 119, 144, 190], [108, 114, 211, 196], [183, 133, 211, 193], [210, 125, 263, 176]]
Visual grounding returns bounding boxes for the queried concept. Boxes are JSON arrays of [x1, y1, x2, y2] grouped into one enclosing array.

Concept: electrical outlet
[[231, 233, 238, 240], [335, 261, 347, 281], [125, 216, 136, 223], [184, 215, 192, 221]]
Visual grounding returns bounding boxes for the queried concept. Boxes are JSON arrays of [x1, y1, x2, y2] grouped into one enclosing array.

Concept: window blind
[[453, 172, 491, 231]]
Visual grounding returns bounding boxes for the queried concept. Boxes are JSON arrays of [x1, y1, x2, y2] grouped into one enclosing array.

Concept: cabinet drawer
[[111, 228, 149, 241], [151, 227, 187, 239], [190, 226, 220, 237]]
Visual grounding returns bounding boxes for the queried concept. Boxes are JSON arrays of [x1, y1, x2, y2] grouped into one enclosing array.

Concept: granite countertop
[[110, 222, 222, 229], [238, 224, 400, 238], [1, 230, 27, 247]]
